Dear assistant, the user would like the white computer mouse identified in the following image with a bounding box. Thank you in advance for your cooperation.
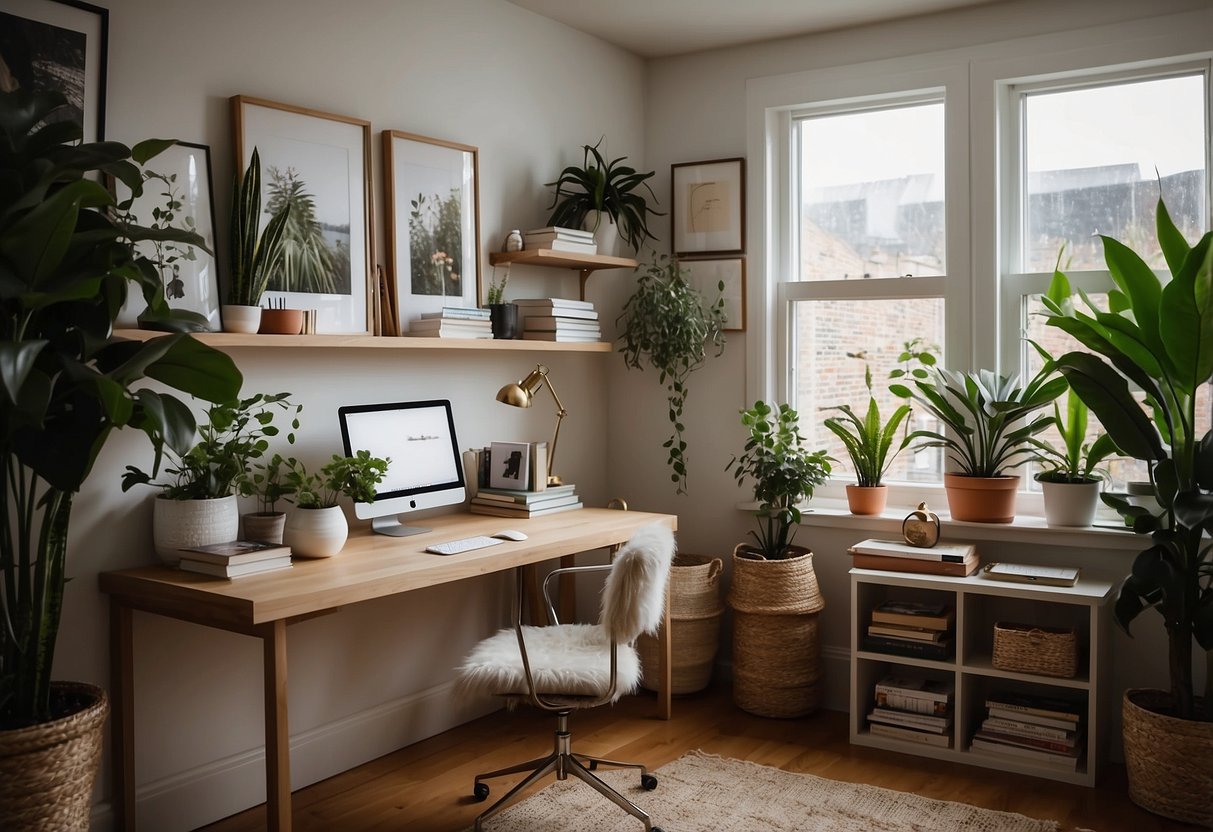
[492,529,528,541]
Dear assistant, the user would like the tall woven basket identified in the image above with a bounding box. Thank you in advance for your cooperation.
[1122,689,1213,826]
[728,545,825,718]
[638,554,724,694]
[0,681,108,830]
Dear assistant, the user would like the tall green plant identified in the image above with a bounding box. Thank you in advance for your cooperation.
[227,147,291,307]
[545,138,663,252]
[617,256,726,494]
[0,90,242,727]
[1040,195,1213,721]
[823,365,911,487]
[1027,388,1119,484]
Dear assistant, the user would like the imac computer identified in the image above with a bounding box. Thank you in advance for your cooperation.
[338,399,466,536]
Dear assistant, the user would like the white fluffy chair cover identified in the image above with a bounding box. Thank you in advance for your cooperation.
[456,522,675,704]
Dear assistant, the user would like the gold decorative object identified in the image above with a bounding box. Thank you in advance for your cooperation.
[495,364,566,486]
[901,502,940,548]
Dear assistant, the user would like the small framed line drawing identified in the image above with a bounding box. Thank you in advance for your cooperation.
[671,157,745,257]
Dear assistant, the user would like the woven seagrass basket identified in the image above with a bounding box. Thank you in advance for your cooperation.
[638,554,724,695]
[1122,689,1213,827]
[991,622,1078,678]
[728,545,825,718]
[0,682,108,830]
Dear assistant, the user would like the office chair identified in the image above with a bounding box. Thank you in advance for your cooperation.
[457,522,676,831]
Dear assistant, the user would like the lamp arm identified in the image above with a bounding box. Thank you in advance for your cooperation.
[542,374,567,485]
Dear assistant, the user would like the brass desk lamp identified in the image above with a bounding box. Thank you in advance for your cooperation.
[496,364,566,486]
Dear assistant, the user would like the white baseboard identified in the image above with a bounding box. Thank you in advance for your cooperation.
[89,679,499,832]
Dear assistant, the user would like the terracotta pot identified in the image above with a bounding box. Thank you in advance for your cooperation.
[1040,479,1100,527]
[1122,689,1213,826]
[152,495,240,564]
[943,473,1019,523]
[242,512,287,544]
[284,505,348,558]
[845,484,888,516]
[258,308,304,335]
[0,682,108,830]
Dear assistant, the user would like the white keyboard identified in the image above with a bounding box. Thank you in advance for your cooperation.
[425,535,506,556]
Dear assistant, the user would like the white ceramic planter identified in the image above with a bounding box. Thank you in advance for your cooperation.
[1040,479,1101,527]
[284,505,349,558]
[582,210,621,258]
[152,495,239,564]
[221,304,262,334]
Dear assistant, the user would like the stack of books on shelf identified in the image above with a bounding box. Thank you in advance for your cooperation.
[867,673,954,747]
[515,298,602,343]
[178,540,292,579]
[408,306,493,339]
[970,690,1085,771]
[849,538,980,576]
[523,226,597,254]
[862,599,955,660]
[469,483,582,518]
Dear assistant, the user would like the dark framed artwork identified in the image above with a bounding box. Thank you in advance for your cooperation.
[232,95,374,334]
[671,157,746,257]
[115,141,222,330]
[0,0,108,141]
[682,257,746,332]
[382,130,480,328]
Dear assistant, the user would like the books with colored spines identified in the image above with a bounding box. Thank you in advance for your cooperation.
[180,540,291,566]
[179,555,292,578]
[873,674,953,716]
[984,691,1083,725]
[850,539,977,562]
[420,306,491,320]
[972,728,1081,755]
[869,600,955,630]
[867,721,952,747]
[981,715,1077,741]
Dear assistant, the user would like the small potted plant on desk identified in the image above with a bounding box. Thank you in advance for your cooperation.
[1027,388,1119,527]
[726,401,832,718]
[823,364,912,515]
[282,451,389,557]
[241,452,299,544]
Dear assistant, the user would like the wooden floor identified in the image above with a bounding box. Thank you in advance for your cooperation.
[199,683,1193,832]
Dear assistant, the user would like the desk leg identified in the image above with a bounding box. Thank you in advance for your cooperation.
[262,620,292,832]
[110,601,136,830]
[657,581,671,720]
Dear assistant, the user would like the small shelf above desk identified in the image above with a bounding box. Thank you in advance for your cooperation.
[114,329,612,353]
[488,250,637,300]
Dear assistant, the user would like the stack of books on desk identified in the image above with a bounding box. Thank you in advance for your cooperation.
[862,599,955,660]
[849,538,980,577]
[178,540,293,579]
[515,298,602,342]
[867,673,954,747]
[469,483,583,518]
[523,226,597,254]
[970,690,1085,770]
[409,306,492,338]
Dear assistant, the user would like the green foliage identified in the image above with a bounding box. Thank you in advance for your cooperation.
[486,270,508,306]
[545,138,663,252]
[727,401,832,559]
[823,365,911,487]
[245,452,295,515]
[617,255,726,494]
[283,451,390,509]
[227,147,291,306]
[266,167,340,294]
[1027,388,1120,484]
[409,190,463,296]
[120,393,300,500]
[891,366,1066,478]
[1040,194,1213,721]
[0,89,242,726]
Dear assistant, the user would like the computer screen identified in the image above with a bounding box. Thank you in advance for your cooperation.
[338,399,466,536]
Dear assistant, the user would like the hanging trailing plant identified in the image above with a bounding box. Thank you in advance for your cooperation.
[617,255,726,494]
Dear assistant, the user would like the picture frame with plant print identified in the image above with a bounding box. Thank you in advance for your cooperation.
[114,141,221,330]
[681,257,746,331]
[0,0,108,141]
[671,157,745,257]
[382,130,480,330]
[232,95,373,334]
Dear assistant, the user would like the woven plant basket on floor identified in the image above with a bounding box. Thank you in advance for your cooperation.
[728,544,825,718]
[0,682,108,830]
[1122,689,1213,827]
[638,554,724,694]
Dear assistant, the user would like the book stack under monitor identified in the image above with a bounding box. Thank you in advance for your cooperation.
[523,226,597,254]
[408,306,493,338]
[178,540,292,579]
[969,690,1085,771]
[867,673,954,748]
[469,483,583,518]
[849,538,980,576]
[515,297,602,342]
[862,600,955,660]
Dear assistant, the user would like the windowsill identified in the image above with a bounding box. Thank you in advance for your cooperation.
[735,497,1145,551]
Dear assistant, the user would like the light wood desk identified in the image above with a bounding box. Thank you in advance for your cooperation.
[99,508,677,832]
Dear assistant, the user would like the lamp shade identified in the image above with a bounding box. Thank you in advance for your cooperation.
[495,383,532,407]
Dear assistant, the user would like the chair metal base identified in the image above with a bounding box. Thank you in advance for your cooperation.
[472,711,660,831]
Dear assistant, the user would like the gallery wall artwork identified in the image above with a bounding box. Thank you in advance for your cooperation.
[671,157,746,257]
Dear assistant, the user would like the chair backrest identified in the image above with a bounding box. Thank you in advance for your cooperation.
[599,523,676,644]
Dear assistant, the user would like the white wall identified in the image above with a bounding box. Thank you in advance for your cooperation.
[63,1,645,828]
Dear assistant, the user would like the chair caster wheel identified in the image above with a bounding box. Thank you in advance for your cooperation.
[473,782,490,802]
[588,760,598,771]
[641,774,658,790]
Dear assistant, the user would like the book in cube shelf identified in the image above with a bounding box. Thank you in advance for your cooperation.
[867,707,952,733]
[968,737,1081,771]
[870,600,955,630]
[867,623,948,642]
[984,690,1083,724]
[867,721,951,748]
[873,673,953,716]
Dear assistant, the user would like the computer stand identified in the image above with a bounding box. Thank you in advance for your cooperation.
[371,515,430,537]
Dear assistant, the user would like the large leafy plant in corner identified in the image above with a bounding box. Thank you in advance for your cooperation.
[1040,196,1213,722]
[545,138,663,252]
[0,90,242,728]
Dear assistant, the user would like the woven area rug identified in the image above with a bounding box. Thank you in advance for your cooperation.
[484,750,1061,831]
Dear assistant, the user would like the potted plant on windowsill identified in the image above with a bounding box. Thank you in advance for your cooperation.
[618,255,727,494]
[282,451,389,557]
[891,366,1066,522]
[1027,388,1119,527]
[0,89,242,827]
[725,401,832,717]
[122,393,299,562]
[224,147,291,333]
[1040,195,1213,825]
[823,364,912,515]
[545,138,662,256]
